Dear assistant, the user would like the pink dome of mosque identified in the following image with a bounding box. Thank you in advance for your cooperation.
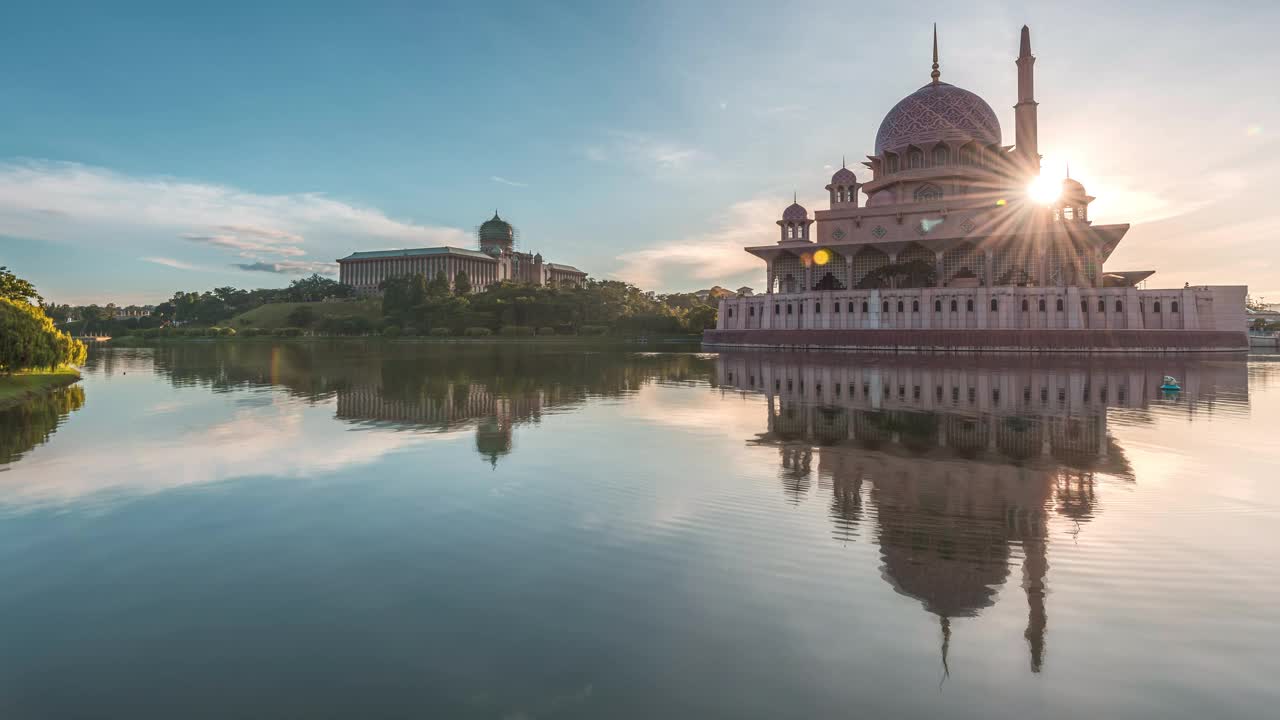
[830,167,857,185]
[782,201,809,221]
[874,82,1002,155]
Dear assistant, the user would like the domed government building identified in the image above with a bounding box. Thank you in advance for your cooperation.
[706,26,1248,352]
[337,212,587,295]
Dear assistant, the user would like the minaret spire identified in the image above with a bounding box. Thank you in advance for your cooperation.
[1015,24,1040,176]
[931,24,941,84]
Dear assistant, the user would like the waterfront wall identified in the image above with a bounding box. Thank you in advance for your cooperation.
[716,286,1247,333]
[703,328,1248,352]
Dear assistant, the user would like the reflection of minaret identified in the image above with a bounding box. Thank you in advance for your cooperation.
[1023,534,1048,673]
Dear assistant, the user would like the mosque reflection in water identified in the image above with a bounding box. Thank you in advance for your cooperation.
[717,352,1248,675]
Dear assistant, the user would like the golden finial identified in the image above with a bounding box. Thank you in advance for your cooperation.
[931,24,941,84]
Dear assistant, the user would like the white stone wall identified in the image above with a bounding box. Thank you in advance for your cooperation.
[717,286,1247,333]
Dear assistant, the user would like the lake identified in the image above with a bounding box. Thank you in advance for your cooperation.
[2,342,1278,719]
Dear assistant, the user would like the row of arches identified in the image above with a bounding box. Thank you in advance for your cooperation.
[881,142,1002,176]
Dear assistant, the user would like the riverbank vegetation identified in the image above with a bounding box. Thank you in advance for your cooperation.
[1,267,86,406]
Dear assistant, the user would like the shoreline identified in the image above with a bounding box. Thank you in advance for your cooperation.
[106,335,705,347]
[0,368,82,410]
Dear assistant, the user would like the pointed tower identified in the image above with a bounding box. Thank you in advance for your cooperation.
[1015,25,1040,175]
[826,158,860,210]
[777,194,813,243]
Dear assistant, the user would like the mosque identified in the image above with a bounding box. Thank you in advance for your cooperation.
[337,212,587,295]
[706,26,1248,352]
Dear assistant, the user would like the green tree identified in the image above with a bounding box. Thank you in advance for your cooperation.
[0,266,41,304]
[0,298,87,372]
[427,270,452,299]
[283,274,354,302]
[454,271,472,295]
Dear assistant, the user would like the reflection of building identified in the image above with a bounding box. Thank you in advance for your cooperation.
[706,27,1247,351]
[337,212,586,295]
[720,351,1247,675]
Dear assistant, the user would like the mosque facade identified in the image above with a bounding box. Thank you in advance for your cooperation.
[337,212,587,295]
[706,27,1248,352]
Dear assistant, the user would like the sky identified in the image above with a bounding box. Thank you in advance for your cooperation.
[2,0,1278,305]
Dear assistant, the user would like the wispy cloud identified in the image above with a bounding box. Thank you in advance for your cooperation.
[0,160,469,277]
[582,131,705,175]
[491,175,528,187]
[613,195,785,290]
[141,256,202,271]
[233,260,339,275]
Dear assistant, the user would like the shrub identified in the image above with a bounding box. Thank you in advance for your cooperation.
[0,298,87,371]
[579,325,609,336]
[429,327,452,337]
[219,327,237,337]
[498,326,534,336]
[382,325,402,338]
[463,327,493,337]
[204,327,223,337]
[537,326,557,336]
[272,327,304,337]
[402,327,419,337]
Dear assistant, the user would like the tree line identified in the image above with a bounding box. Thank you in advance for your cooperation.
[377,271,720,336]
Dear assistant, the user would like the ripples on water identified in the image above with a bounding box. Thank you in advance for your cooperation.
[0,343,1277,719]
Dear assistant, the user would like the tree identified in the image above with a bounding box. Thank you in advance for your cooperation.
[0,298,87,372]
[427,270,452,299]
[283,274,354,302]
[454,271,472,295]
[0,267,41,304]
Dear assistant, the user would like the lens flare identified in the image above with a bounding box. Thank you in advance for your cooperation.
[1028,175,1061,204]
[813,248,832,266]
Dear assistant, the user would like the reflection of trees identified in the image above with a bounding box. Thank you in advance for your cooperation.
[0,385,85,465]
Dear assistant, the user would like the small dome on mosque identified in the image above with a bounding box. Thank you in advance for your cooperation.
[830,166,857,185]
[874,82,1002,155]
[1062,176,1087,196]
[782,201,809,221]
[479,212,514,245]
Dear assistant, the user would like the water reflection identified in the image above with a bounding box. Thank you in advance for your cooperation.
[718,352,1249,676]
[0,385,85,466]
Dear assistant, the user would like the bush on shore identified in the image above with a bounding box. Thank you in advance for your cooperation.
[463,327,492,337]
[0,298,87,372]
[429,327,452,337]
[382,326,402,338]
[498,326,534,337]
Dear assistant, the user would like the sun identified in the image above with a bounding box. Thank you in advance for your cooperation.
[1027,175,1061,205]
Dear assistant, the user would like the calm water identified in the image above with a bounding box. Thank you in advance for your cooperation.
[2,343,1278,719]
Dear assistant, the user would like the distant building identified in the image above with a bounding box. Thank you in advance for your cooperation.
[737,286,755,297]
[337,212,587,295]
[113,305,154,320]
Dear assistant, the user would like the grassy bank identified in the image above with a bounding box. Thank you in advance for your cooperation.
[228,300,382,330]
[0,367,82,409]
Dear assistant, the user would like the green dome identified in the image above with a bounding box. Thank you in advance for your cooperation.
[479,212,514,247]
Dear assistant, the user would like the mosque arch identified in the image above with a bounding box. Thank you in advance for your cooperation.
[958,142,977,166]
[812,251,849,291]
[773,253,804,293]
[941,243,985,285]
[932,144,949,166]
[851,246,891,288]
[907,146,925,169]
[885,152,899,174]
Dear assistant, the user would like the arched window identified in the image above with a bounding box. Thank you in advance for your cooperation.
[959,145,976,166]
[749,306,755,316]
[1039,299,1047,312]
[885,154,899,173]
[914,184,943,203]
[1081,300,1088,313]
[1153,301,1161,313]
[1172,301,1180,313]
[932,145,948,166]
[814,302,821,314]
[834,302,840,313]
[912,300,920,312]
[1022,299,1029,312]
[798,304,803,314]
[1098,299,1105,312]
[966,299,974,312]
[1056,298,1064,311]
[847,301,854,313]
[786,304,793,315]
[862,301,869,313]
[950,300,958,312]
[991,299,999,312]
[727,308,733,317]
[908,148,924,169]
[1115,300,1123,312]
[935,300,942,312]
[882,301,889,312]
[775,304,780,315]
[897,300,904,312]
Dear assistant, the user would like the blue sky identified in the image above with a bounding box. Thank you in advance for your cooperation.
[2,0,1278,304]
